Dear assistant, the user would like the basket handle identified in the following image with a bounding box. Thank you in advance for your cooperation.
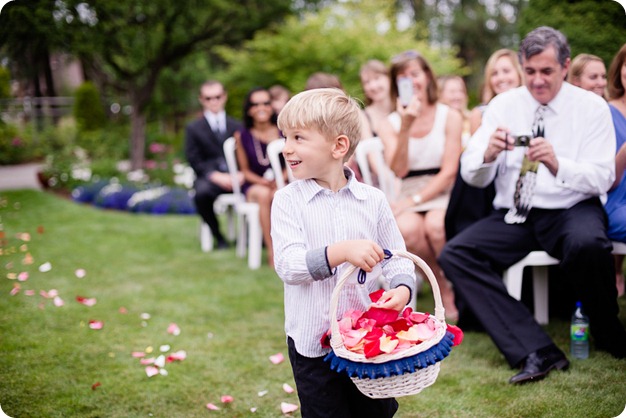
[329,249,445,347]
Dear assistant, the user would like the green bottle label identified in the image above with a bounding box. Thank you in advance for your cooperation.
[571,324,589,341]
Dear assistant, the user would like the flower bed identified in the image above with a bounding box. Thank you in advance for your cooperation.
[72,180,197,215]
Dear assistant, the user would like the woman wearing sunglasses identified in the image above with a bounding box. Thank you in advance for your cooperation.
[234,87,282,267]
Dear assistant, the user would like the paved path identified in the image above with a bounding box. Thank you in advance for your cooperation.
[0,163,44,191]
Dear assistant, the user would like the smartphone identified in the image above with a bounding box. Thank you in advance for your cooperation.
[397,77,413,107]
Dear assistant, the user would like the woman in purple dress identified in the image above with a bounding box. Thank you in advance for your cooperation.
[234,87,282,267]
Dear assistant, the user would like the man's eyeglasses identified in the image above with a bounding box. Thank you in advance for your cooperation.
[250,101,271,107]
[202,94,223,101]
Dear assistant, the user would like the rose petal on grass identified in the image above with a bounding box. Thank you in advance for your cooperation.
[7,273,16,280]
[91,382,101,390]
[118,307,128,314]
[140,358,155,365]
[258,390,268,397]
[250,407,257,413]
[37,225,45,234]
[140,313,151,320]
[269,352,284,364]
[166,350,187,362]
[88,320,103,330]
[159,368,168,376]
[39,262,52,272]
[22,253,33,265]
[53,296,64,307]
[145,366,159,377]
[19,244,28,252]
[24,289,35,296]
[221,395,234,403]
[154,355,166,368]
[159,344,170,353]
[282,383,295,393]
[281,402,298,414]
[18,232,31,242]
[17,272,28,282]
[76,296,97,306]
[167,323,180,336]
[206,403,220,410]
[75,269,86,278]
[10,284,20,296]
[132,351,145,358]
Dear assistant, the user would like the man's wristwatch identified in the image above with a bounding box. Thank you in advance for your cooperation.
[412,194,423,205]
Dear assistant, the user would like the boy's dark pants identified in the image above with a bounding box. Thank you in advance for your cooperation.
[287,337,398,418]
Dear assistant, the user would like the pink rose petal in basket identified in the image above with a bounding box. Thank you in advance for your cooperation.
[414,323,436,341]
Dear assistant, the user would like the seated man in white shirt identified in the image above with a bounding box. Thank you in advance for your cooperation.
[438,26,626,385]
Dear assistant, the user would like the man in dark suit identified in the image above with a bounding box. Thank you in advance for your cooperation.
[185,80,242,248]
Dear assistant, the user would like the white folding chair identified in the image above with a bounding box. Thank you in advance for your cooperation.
[223,137,263,269]
[199,193,238,252]
[502,242,626,325]
[266,139,292,189]
[354,137,397,201]
[502,251,559,325]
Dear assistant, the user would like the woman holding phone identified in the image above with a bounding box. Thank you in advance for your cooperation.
[377,50,463,320]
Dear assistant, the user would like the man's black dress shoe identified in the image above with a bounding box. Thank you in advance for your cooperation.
[509,346,570,384]
[216,239,230,250]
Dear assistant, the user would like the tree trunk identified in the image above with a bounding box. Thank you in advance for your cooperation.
[130,106,146,171]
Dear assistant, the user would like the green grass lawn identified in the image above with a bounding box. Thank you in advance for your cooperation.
[1,190,625,418]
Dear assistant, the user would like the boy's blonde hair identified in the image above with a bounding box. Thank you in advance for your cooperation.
[277,88,362,161]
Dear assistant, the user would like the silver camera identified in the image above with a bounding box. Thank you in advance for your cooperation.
[510,133,532,147]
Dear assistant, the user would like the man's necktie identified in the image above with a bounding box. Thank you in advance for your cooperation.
[504,105,547,224]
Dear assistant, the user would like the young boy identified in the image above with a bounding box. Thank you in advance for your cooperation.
[271,88,416,417]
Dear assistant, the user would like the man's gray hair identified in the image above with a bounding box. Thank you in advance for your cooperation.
[519,26,570,67]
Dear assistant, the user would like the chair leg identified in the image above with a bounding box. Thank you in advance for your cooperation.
[236,213,247,258]
[532,266,549,325]
[226,207,237,241]
[200,222,213,253]
[247,204,262,269]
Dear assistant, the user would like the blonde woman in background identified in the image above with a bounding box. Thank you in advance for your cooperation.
[568,53,607,98]
[360,59,395,136]
[469,49,523,135]
[438,75,471,146]
[377,50,463,320]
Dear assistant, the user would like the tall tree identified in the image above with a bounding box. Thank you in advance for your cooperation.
[0,0,61,97]
[216,0,466,110]
[396,0,524,101]
[56,0,316,170]
[517,0,626,66]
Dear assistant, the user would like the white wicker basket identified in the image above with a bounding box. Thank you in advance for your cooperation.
[328,250,449,399]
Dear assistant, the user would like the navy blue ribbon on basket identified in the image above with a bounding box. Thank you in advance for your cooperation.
[356,249,393,284]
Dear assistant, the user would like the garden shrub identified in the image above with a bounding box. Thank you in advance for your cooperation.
[73,82,106,131]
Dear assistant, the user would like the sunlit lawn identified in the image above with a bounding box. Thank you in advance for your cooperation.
[1,190,625,418]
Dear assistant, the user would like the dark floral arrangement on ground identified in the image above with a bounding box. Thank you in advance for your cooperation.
[69,142,198,215]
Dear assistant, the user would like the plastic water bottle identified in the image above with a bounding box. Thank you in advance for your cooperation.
[570,301,589,359]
